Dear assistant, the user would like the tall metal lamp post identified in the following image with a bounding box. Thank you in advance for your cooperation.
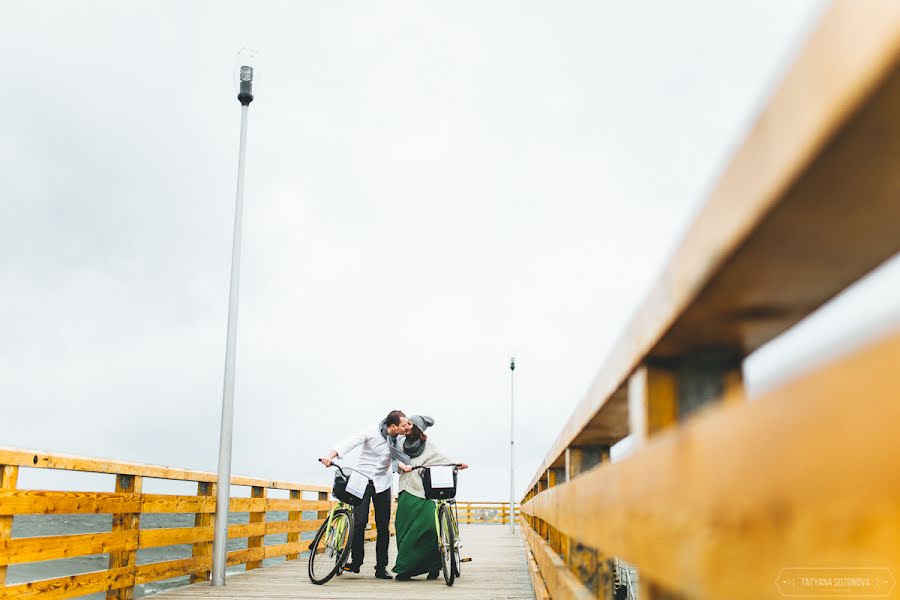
[509,356,516,533]
[211,54,255,587]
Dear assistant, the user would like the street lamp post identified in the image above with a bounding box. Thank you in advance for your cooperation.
[211,58,255,587]
[509,356,515,533]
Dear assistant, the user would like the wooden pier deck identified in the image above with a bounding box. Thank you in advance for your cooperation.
[152,525,534,600]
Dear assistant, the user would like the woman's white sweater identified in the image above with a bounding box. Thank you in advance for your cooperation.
[397,442,454,499]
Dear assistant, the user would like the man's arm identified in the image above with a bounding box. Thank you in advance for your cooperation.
[320,429,368,467]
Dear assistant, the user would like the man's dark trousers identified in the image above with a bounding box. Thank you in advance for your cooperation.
[350,482,391,570]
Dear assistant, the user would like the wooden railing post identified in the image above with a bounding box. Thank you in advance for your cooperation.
[546,469,565,553]
[246,486,267,570]
[285,490,304,561]
[0,465,19,588]
[563,445,610,596]
[190,482,215,582]
[629,365,678,448]
[107,474,142,600]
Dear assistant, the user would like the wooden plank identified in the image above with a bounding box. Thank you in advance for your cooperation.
[140,495,268,514]
[107,474,141,600]
[285,490,304,561]
[0,490,141,515]
[189,481,214,584]
[0,567,133,600]
[142,521,289,550]
[143,526,213,549]
[0,465,18,586]
[245,486,266,570]
[521,519,551,600]
[264,541,310,559]
[520,517,594,600]
[134,557,210,585]
[521,331,900,599]
[0,448,330,493]
[225,546,265,567]
[0,530,138,565]
[526,0,900,494]
[150,524,533,599]
[267,519,321,536]
[264,498,333,512]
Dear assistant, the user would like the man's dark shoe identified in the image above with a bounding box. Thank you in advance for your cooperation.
[426,570,440,580]
[375,569,393,580]
[343,563,361,573]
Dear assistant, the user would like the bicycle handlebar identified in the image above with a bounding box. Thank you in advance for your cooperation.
[409,463,463,471]
[318,459,374,483]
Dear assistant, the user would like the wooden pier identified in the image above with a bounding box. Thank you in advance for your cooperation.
[152,525,533,600]
[1,2,899,599]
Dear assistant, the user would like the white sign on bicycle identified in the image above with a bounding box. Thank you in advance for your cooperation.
[346,471,368,498]
[429,466,454,488]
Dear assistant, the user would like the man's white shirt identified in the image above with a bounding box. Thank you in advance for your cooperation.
[332,425,398,494]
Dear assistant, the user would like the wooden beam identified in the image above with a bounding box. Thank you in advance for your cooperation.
[0,465,18,587]
[107,474,142,600]
[286,490,306,561]
[245,486,267,570]
[0,530,138,565]
[522,525,551,600]
[522,330,900,599]
[526,0,900,494]
[189,481,214,584]
[0,567,133,600]
[520,516,594,600]
[0,490,142,515]
[0,448,331,494]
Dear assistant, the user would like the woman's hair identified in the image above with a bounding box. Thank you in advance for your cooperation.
[408,424,428,442]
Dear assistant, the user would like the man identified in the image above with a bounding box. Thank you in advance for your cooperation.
[320,409,412,579]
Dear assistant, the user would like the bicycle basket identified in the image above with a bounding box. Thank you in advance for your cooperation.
[332,473,365,506]
[422,467,457,500]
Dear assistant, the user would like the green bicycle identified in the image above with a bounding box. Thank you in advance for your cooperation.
[412,463,465,586]
[308,461,370,585]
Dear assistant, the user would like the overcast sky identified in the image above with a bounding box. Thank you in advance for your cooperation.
[3,1,899,500]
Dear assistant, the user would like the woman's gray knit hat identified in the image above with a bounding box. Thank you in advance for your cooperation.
[409,415,434,432]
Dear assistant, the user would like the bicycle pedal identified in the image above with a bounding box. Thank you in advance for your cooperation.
[460,557,473,562]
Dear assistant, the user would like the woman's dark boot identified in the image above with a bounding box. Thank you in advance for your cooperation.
[427,570,440,580]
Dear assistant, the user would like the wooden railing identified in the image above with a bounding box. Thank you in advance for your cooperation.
[0,448,391,599]
[455,502,519,525]
[519,2,900,599]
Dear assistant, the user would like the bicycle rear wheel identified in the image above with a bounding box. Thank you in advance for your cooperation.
[308,508,353,585]
[438,504,456,586]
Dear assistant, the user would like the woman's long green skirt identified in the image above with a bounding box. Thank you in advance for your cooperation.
[392,491,442,577]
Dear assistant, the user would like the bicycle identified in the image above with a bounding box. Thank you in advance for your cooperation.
[308,460,372,585]
[410,463,465,586]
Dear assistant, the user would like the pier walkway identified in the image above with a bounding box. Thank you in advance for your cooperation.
[153,525,533,600]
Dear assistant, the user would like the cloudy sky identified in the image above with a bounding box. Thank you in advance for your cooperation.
[3,1,898,499]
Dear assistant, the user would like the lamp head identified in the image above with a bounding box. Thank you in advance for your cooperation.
[234,48,258,106]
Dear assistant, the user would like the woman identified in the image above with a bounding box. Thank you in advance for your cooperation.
[392,415,468,580]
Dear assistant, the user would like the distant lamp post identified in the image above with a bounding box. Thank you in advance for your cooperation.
[509,356,516,533]
[211,49,256,587]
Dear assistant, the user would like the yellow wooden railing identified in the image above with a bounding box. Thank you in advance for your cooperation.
[455,501,519,525]
[0,447,511,599]
[519,2,900,599]
[0,448,397,599]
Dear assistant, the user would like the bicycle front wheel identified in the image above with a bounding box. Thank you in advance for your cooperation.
[438,503,456,586]
[308,508,353,585]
